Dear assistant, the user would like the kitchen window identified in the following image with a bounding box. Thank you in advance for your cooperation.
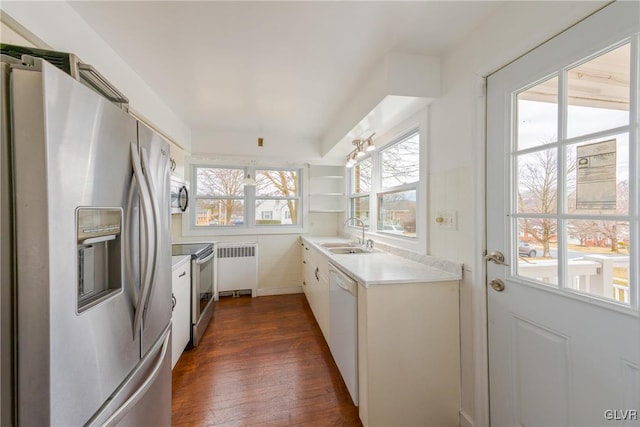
[348,129,420,239]
[194,167,245,226]
[192,166,301,229]
[255,169,300,226]
[349,157,371,229]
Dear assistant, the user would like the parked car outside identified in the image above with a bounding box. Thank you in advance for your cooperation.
[518,242,537,257]
[381,224,404,234]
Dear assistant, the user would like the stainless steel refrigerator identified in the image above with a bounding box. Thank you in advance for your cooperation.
[1,54,172,426]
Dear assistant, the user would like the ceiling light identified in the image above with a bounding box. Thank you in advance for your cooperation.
[365,133,376,152]
[344,133,376,167]
[346,152,357,168]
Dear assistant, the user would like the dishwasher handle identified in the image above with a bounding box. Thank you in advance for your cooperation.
[329,264,358,297]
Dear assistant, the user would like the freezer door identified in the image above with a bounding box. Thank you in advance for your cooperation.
[85,326,172,427]
[11,60,141,425]
[137,122,172,357]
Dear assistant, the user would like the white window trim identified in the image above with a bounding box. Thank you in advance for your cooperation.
[345,109,429,253]
[184,163,304,236]
[508,37,639,308]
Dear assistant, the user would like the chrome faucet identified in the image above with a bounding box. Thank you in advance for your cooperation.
[344,217,365,245]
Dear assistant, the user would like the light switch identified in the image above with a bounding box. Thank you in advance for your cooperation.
[435,210,457,230]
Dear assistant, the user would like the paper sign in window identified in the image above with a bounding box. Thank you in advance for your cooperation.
[576,139,617,210]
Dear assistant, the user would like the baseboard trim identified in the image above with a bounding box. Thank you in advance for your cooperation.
[460,409,475,427]
[257,286,303,297]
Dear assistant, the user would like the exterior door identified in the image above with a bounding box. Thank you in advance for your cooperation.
[486,2,640,426]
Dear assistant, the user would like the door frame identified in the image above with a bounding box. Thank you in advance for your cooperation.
[473,2,640,427]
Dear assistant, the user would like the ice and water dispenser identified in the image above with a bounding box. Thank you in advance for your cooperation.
[76,208,122,312]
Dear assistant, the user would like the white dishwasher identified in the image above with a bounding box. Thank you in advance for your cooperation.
[328,263,358,406]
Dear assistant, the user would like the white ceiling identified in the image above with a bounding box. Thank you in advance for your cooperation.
[69,1,501,144]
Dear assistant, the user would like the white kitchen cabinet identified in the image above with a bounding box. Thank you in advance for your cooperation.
[357,280,460,427]
[308,165,345,213]
[300,240,330,340]
[171,257,191,369]
[169,141,186,182]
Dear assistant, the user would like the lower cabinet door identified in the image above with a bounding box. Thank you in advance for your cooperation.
[171,267,191,369]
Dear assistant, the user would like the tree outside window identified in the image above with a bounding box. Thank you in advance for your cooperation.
[348,130,420,238]
[195,167,244,226]
[193,166,301,227]
[255,169,299,225]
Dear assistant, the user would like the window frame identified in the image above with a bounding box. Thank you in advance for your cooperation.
[189,163,303,234]
[508,38,638,308]
[254,167,301,227]
[348,126,423,245]
[192,165,246,227]
[349,156,372,230]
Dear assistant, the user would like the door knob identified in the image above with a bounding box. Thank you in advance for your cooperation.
[484,250,508,266]
[489,278,505,292]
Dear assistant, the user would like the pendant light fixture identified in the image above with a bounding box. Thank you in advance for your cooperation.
[242,173,257,186]
[243,159,257,186]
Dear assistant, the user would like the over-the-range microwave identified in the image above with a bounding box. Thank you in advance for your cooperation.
[170,178,189,214]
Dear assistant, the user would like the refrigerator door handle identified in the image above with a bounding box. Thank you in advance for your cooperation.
[85,326,171,427]
[124,175,138,304]
[131,143,154,340]
[139,147,160,324]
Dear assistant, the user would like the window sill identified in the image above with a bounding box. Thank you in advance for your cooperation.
[183,225,307,237]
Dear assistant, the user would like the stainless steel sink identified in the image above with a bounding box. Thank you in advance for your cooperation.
[328,247,371,254]
[320,242,358,248]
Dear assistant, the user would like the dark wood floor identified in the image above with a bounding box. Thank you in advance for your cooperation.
[171,293,362,426]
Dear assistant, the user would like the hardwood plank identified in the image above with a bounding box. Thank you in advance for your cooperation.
[172,294,362,426]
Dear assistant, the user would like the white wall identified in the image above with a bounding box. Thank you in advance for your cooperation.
[2,1,615,425]
[429,2,608,426]
[0,2,192,150]
[191,128,331,164]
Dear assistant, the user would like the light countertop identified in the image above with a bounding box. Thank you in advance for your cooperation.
[171,255,190,271]
[303,236,462,287]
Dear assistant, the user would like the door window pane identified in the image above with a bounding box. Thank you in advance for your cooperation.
[516,218,558,285]
[565,220,630,304]
[567,44,630,138]
[517,148,558,214]
[381,132,419,187]
[378,190,416,237]
[566,134,629,215]
[516,76,558,150]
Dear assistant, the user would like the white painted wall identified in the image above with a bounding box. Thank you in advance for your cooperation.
[2,2,615,426]
[428,2,608,426]
[0,2,192,150]
[191,128,332,164]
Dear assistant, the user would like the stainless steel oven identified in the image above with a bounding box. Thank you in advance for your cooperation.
[172,243,215,346]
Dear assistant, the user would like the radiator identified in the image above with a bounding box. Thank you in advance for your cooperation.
[216,243,258,298]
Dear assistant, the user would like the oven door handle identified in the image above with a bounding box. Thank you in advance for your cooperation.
[196,252,215,265]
